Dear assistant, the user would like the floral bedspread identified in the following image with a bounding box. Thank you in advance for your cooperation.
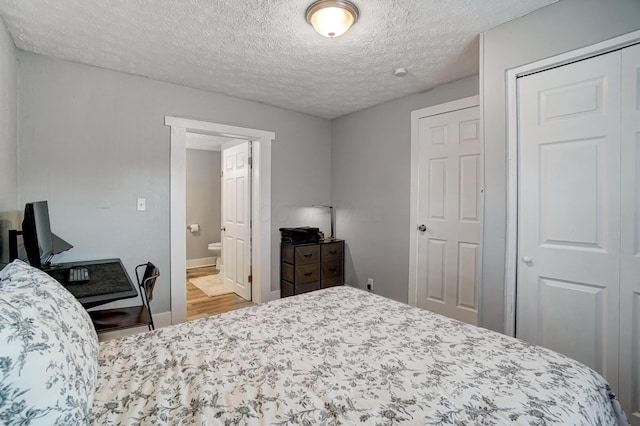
[91,286,627,425]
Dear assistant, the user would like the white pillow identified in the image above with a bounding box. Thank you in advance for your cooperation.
[0,260,99,425]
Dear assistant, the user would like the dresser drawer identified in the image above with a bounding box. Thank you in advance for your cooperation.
[295,263,320,284]
[281,245,295,264]
[321,242,343,261]
[281,280,294,297]
[281,263,294,283]
[295,245,320,264]
[295,281,320,295]
[321,260,343,279]
[321,277,343,288]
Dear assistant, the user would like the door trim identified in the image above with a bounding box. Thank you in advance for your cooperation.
[165,116,275,325]
[408,95,481,307]
[504,29,640,336]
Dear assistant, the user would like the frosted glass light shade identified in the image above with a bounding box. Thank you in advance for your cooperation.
[306,0,359,38]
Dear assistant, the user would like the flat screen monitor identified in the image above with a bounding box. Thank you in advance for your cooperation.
[22,201,55,269]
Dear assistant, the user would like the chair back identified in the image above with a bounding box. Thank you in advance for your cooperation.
[89,262,160,334]
[136,262,160,303]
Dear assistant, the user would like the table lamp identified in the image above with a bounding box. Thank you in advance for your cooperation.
[311,205,334,240]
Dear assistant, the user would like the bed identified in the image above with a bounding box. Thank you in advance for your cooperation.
[0,260,628,425]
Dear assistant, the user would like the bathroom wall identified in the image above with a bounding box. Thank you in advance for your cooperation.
[186,148,221,263]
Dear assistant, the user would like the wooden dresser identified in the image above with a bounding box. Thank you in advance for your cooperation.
[280,239,344,297]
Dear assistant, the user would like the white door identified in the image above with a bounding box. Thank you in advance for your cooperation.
[620,43,640,424]
[221,141,251,300]
[416,105,481,324]
[516,52,621,390]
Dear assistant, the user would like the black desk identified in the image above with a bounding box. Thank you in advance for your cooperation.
[44,258,138,308]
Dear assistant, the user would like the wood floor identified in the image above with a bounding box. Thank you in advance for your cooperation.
[186,265,254,321]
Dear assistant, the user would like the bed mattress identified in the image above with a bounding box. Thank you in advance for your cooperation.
[91,286,626,425]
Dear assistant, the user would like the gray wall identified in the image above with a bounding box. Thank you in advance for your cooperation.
[17,51,331,312]
[0,16,17,263]
[481,0,640,332]
[331,75,479,303]
[186,149,221,261]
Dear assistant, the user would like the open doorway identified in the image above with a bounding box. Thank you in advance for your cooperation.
[165,117,275,325]
[184,134,253,320]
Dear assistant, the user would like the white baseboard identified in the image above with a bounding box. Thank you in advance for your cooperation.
[266,290,281,303]
[186,257,216,269]
[153,311,173,327]
[97,311,172,342]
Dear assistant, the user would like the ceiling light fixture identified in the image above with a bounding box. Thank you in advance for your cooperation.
[305,0,359,38]
[393,67,408,77]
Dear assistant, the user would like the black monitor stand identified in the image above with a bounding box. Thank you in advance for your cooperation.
[8,229,22,262]
[8,229,73,265]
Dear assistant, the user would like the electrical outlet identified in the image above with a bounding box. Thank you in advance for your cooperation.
[367,278,373,291]
[136,197,146,211]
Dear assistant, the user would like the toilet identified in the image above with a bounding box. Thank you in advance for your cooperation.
[208,242,222,269]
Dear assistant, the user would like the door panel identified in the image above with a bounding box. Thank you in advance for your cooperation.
[457,242,478,310]
[224,235,236,281]
[538,277,606,371]
[459,119,479,143]
[516,51,620,391]
[621,42,640,425]
[221,141,251,301]
[416,105,481,324]
[538,138,605,250]
[426,239,446,303]
[428,158,447,219]
[459,154,480,222]
[539,77,605,122]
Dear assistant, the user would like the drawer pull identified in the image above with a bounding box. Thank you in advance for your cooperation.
[303,272,313,276]
[328,250,337,254]
[328,267,337,272]
[303,253,313,258]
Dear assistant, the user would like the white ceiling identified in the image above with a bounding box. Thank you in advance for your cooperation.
[0,0,555,119]
[185,133,237,151]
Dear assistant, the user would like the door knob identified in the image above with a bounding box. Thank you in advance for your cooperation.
[521,256,532,264]
[417,224,427,232]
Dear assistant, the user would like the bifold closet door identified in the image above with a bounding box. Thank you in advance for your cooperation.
[620,43,640,424]
[516,51,621,391]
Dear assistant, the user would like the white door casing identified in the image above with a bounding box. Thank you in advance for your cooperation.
[413,99,481,325]
[222,141,252,300]
[516,51,621,391]
[620,42,640,424]
[166,117,274,325]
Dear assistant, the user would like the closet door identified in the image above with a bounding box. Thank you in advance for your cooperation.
[620,43,640,424]
[516,52,621,390]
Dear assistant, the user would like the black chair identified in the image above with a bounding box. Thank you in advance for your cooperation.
[89,262,160,333]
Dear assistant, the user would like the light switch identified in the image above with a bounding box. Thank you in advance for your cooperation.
[137,198,146,211]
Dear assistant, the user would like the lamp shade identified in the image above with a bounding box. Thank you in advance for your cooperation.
[306,0,359,38]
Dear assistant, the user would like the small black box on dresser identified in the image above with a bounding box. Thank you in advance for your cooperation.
[280,239,344,297]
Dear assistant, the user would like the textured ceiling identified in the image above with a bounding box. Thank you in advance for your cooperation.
[0,0,555,119]
[186,133,236,151]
